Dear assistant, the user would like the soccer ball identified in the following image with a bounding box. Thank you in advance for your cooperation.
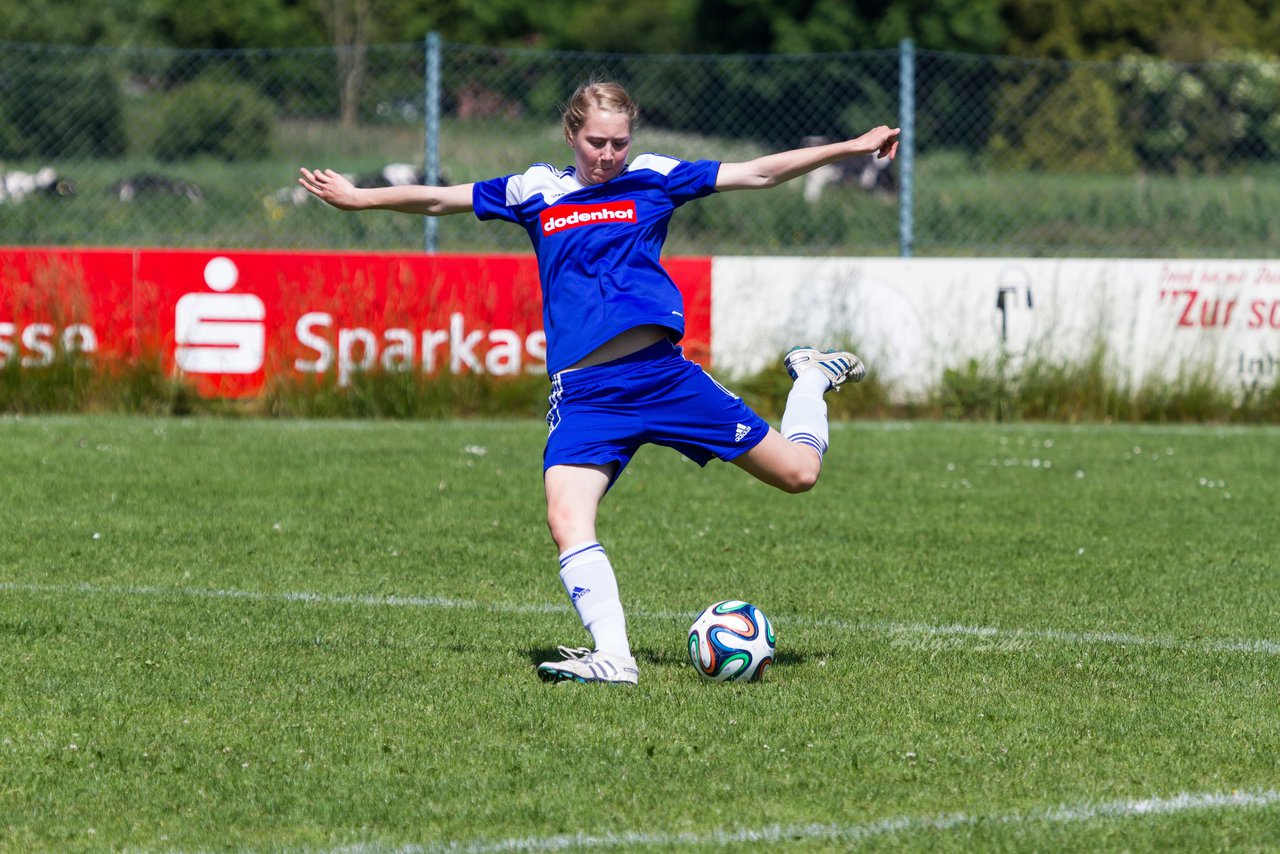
[687,600,775,682]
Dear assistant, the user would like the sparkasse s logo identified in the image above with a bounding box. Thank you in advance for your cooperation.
[174,256,266,375]
[540,202,637,235]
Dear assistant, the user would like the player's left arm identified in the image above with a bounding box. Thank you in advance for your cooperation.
[714,125,900,191]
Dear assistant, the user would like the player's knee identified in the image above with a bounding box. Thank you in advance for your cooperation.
[784,470,820,494]
[546,504,587,549]
[777,456,821,494]
[545,505,569,542]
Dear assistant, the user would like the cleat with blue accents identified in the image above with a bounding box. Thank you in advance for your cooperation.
[784,346,867,391]
[537,646,639,685]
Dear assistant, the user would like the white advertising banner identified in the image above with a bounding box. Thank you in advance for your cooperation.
[712,257,1280,398]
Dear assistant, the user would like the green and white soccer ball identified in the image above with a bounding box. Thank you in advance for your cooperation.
[687,600,775,682]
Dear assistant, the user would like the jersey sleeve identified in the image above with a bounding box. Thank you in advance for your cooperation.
[663,158,721,206]
[472,174,521,223]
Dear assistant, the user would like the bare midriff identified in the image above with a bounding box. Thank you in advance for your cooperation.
[565,324,671,370]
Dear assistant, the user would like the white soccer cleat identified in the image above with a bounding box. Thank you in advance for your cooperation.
[784,346,867,391]
[537,646,639,685]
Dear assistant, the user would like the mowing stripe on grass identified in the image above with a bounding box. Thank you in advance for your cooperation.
[0,580,562,613]
[5,580,1280,658]
[414,787,1280,852]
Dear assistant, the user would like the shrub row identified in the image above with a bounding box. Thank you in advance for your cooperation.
[5,349,1278,423]
[4,46,1280,172]
[0,64,274,162]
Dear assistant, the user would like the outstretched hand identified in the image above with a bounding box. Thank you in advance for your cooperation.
[298,167,362,210]
[854,126,901,160]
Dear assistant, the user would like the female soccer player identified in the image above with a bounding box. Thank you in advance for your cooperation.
[300,81,899,685]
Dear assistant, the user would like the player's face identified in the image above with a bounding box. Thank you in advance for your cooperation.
[567,108,632,185]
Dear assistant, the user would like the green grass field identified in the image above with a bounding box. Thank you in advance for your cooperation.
[3,415,1279,852]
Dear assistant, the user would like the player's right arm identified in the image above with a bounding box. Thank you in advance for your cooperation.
[298,168,474,216]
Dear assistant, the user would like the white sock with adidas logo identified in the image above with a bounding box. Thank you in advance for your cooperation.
[558,542,631,658]
[781,368,831,458]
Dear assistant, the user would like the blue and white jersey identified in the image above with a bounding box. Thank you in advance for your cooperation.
[472,154,720,374]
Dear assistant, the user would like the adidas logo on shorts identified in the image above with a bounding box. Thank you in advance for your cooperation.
[734,423,751,442]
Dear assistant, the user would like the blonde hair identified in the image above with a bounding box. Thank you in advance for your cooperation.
[561,80,639,137]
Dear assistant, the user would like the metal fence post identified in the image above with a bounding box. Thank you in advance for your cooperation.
[898,39,915,259]
[424,32,441,254]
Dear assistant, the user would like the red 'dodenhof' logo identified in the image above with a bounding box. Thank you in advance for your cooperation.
[540,202,637,236]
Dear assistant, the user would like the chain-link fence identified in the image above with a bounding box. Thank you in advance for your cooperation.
[1,38,1278,256]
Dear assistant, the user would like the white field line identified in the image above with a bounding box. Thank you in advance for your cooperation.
[4,580,1280,657]
[403,788,1280,853]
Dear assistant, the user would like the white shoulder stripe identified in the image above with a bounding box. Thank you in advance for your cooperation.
[506,163,582,207]
[630,152,682,176]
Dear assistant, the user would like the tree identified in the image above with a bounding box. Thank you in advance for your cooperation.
[0,0,155,45]
[1002,0,1280,61]
[318,0,371,128]
[987,68,1137,172]
[147,0,324,48]
[873,0,1008,54]
[541,0,700,54]
[686,0,1007,55]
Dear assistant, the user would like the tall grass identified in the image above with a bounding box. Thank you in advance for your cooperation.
[259,369,550,419]
[932,342,1280,424]
[0,353,204,416]
[5,340,1278,422]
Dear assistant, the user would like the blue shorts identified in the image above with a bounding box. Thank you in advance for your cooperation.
[545,338,770,487]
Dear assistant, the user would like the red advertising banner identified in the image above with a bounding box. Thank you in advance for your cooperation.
[0,249,136,367]
[0,248,712,398]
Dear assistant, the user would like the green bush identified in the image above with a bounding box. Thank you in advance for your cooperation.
[1117,51,1280,172]
[988,69,1137,173]
[0,54,125,158]
[154,74,276,162]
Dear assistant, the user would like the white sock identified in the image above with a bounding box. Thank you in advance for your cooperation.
[558,542,631,658]
[781,369,830,458]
